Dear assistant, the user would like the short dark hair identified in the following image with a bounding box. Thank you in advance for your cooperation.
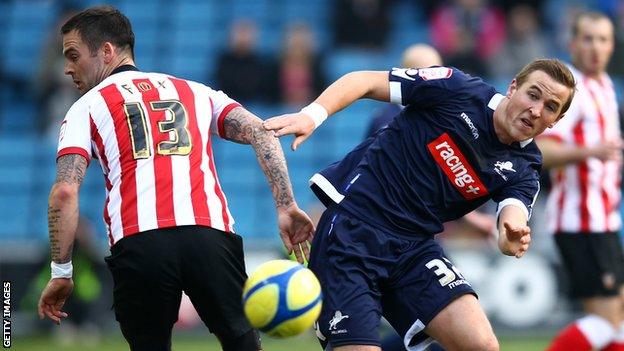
[571,11,612,38]
[61,5,134,58]
[514,59,576,115]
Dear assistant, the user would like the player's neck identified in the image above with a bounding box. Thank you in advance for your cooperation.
[104,56,136,79]
[492,100,514,145]
[583,70,606,82]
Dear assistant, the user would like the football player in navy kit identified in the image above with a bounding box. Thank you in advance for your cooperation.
[264,59,576,351]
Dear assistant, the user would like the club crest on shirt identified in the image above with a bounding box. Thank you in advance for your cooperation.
[494,161,516,181]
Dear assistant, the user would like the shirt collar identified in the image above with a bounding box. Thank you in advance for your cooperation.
[519,139,533,148]
[487,93,505,110]
[110,65,139,75]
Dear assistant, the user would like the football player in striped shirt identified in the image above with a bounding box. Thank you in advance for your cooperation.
[538,12,624,351]
[37,6,314,351]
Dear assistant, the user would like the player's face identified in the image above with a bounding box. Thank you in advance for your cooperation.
[62,30,106,94]
[500,70,571,143]
[570,17,614,77]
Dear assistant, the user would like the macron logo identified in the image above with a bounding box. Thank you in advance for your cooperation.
[427,133,489,200]
[460,113,479,139]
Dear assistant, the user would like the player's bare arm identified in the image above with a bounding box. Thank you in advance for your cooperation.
[49,154,87,262]
[537,137,624,169]
[223,106,296,208]
[223,106,315,263]
[497,205,531,258]
[263,71,390,150]
[39,154,87,324]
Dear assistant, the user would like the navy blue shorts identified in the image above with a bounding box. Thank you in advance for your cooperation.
[309,207,476,350]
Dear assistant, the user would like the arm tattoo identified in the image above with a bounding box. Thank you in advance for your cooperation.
[55,154,88,184]
[47,207,73,263]
[47,154,85,263]
[48,207,62,260]
[222,107,255,144]
[223,107,295,207]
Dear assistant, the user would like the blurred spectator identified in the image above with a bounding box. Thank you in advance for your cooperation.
[608,1,624,77]
[430,0,506,76]
[34,5,81,139]
[492,0,543,14]
[334,0,391,50]
[490,4,548,80]
[542,0,587,57]
[214,20,271,103]
[365,44,443,137]
[271,23,326,107]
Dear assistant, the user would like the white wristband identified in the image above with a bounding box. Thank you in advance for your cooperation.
[51,261,73,279]
[300,103,328,129]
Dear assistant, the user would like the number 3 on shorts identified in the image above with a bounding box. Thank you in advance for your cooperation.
[425,258,464,287]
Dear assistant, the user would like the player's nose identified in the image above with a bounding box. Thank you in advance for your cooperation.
[64,62,73,76]
[529,105,541,119]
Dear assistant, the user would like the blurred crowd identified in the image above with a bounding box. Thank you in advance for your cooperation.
[34,0,624,137]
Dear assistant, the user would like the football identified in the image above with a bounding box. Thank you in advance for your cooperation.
[242,259,322,338]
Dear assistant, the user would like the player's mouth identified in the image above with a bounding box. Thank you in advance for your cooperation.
[519,117,533,131]
[74,80,81,89]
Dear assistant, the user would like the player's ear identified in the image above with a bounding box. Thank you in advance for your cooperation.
[506,79,518,97]
[102,42,115,64]
[549,114,565,128]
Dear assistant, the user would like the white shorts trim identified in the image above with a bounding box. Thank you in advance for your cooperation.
[403,319,434,351]
[309,173,345,204]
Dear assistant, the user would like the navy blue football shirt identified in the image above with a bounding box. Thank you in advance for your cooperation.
[310,67,541,238]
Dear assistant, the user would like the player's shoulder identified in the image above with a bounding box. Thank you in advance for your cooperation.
[64,88,99,120]
[516,141,542,171]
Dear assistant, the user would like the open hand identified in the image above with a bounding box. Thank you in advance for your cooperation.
[38,277,73,325]
[499,222,531,258]
[277,203,315,263]
[589,139,624,163]
[263,112,316,151]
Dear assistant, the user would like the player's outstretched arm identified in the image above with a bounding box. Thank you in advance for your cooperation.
[263,71,390,150]
[497,205,531,258]
[222,107,315,263]
[537,137,624,169]
[38,154,87,324]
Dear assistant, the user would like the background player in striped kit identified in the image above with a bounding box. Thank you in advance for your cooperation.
[538,12,624,351]
[36,6,314,351]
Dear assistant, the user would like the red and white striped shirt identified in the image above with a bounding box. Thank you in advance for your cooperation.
[57,68,240,246]
[542,65,621,234]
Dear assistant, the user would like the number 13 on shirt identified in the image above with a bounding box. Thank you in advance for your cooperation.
[124,99,192,159]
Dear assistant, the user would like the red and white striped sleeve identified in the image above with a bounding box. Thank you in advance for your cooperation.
[206,87,241,138]
[57,97,91,164]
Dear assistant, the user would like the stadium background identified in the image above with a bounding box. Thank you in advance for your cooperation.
[1,0,623,350]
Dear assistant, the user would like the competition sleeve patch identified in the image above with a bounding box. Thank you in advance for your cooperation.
[427,133,488,200]
[417,67,453,81]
